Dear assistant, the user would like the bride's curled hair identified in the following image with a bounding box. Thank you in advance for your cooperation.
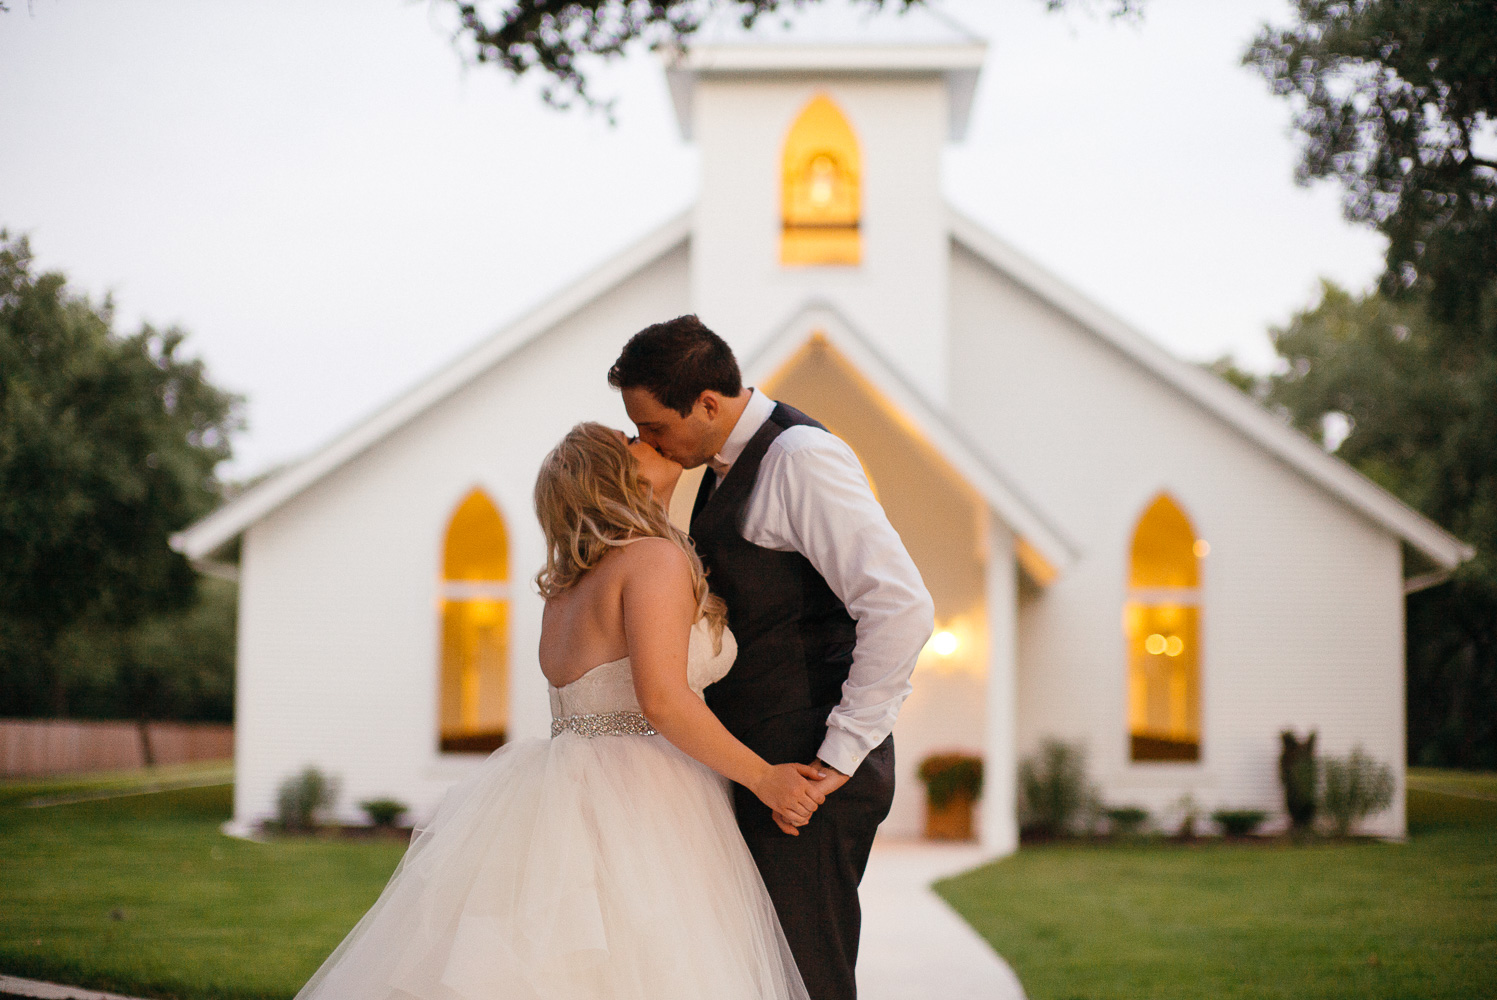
[534,422,726,643]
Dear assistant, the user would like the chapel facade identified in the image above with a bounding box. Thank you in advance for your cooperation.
[178,7,1470,849]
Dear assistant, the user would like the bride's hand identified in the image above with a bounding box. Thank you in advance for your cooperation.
[751,762,827,825]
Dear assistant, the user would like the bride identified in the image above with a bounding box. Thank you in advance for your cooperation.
[293,422,824,1000]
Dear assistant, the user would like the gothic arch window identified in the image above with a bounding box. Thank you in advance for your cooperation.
[1125,494,1204,762]
[781,95,862,267]
[438,488,510,754]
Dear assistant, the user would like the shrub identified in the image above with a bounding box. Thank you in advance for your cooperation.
[1212,808,1268,837]
[359,797,409,828]
[917,752,984,808]
[1105,806,1150,836]
[1320,745,1395,836]
[1173,793,1202,839]
[276,766,339,833]
[1279,729,1318,830]
[1019,738,1097,837]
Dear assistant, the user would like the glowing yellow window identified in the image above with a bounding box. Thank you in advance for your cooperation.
[781,95,862,267]
[439,489,510,754]
[1124,494,1203,762]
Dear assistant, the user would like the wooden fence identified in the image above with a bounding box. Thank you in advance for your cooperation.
[0,718,233,778]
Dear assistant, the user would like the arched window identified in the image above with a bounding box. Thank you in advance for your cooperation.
[1125,494,1203,762]
[781,95,862,267]
[438,489,510,754]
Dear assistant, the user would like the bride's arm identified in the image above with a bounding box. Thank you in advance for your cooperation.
[621,538,826,827]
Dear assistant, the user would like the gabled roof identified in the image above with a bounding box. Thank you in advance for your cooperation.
[176,199,1473,584]
[745,300,1078,583]
[171,211,693,562]
[947,206,1475,578]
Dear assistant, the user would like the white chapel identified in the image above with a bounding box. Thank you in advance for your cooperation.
[176,6,1472,851]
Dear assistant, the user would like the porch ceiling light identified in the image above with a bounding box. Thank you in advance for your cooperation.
[930,630,960,656]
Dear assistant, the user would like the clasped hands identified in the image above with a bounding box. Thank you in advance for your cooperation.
[751,758,850,837]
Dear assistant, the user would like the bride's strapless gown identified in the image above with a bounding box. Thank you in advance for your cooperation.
[294,618,809,1000]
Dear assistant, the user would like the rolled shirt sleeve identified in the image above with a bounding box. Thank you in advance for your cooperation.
[746,427,936,776]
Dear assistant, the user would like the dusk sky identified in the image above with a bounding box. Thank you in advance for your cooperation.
[2,0,1386,479]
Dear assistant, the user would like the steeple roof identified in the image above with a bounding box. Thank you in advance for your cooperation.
[664,1,986,140]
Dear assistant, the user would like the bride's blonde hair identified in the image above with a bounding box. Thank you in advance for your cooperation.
[534,422,726,642]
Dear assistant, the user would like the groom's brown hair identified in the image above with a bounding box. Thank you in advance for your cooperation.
[608,314,743,416]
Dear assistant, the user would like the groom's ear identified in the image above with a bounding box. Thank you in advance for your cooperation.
[696,391,720,420]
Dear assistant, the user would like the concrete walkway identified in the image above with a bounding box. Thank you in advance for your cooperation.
[0,975,145,1000]
[857,841,1027,1000]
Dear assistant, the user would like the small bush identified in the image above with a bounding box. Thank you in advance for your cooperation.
[276,766,339,833]
[1019,738,1097,837]
[917,753,984,808]
[1105,806,1150,836]
[1320,745,1394,836]
[1280,730,1319,830]
[1212,808,1268,837]
[359,797,409,828]
[1173,793,1202,839]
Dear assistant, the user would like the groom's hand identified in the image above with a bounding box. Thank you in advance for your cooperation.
[808,758,850,796]
[771,760,850,835]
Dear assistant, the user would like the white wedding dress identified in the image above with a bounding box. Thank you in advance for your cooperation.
[294,617,809,1000]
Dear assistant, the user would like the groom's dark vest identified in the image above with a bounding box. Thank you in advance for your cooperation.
[690,402,859,762]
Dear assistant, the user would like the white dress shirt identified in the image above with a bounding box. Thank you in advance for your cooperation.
[707,389,935,776]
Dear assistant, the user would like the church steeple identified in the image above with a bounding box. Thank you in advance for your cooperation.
[667,3,986,404]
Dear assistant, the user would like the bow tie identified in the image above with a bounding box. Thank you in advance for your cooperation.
[706,456,732,478]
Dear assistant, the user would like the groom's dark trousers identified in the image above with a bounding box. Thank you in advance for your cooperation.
[692,402,897,1000]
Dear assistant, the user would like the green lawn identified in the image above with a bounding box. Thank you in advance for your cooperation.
[1,766,1494,1000]
[937,774,1497,1000]
[0,768,407,1000]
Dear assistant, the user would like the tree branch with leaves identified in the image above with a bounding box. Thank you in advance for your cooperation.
[1244,0,1497,328]
[435,0,1142,115]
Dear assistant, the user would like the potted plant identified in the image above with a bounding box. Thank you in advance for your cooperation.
[917,752,983,840]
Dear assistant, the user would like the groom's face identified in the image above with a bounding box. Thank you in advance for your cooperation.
[621,387,718,469]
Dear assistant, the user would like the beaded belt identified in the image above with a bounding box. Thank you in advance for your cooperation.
[550,711,658,739]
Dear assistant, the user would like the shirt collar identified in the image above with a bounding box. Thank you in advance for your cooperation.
[712,388,775,472]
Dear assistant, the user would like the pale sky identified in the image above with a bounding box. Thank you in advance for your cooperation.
[1,0,1386,479]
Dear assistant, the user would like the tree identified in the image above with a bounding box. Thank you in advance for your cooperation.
[0,232,243,720]
[1241,2,1497,768]
[1245,1,1497,329]
[436,0,1141,113]
[1219,281,1496,768]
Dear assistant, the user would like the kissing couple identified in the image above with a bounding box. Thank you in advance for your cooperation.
[294,315,934,1000]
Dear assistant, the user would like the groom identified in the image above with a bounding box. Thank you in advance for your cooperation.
[609,315,934,999]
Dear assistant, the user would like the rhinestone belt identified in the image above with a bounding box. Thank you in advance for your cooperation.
[550,711,659,739]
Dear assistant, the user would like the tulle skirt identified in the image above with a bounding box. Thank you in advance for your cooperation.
[294,730,809,1000]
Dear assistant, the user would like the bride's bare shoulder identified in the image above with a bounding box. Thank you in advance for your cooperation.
[614,536,691,577]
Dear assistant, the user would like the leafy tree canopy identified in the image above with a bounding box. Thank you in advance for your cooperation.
[1245,0,1497,328]
[0,232,243,715]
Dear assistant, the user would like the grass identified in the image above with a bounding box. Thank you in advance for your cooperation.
[936,776,1497,1000]
[0,769,407,1000]
[1,765,1493,1000]
[0,760,234,809]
